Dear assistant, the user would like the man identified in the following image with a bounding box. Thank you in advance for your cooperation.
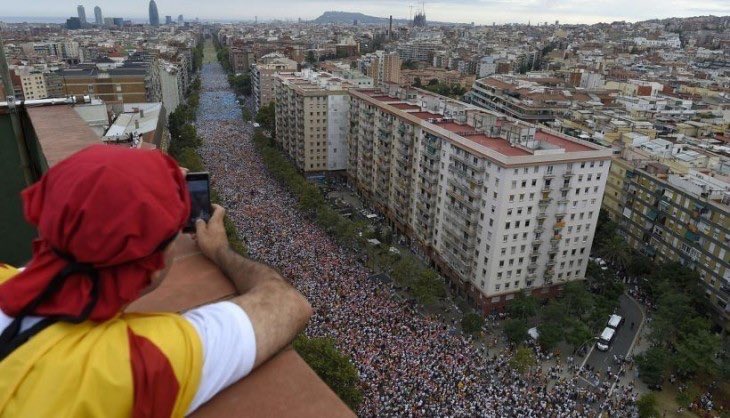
[0,145,312,417]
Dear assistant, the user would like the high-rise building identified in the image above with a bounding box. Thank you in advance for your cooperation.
[148,0,160,26]
[77,5,87,25]
[274,70,351,173]
[177,15,184,25]
[94,6,103,26]
[165,16,173,25]
[66,17,81,30]
[358,51,402,86]
[347,85,611,312]
[251,53,298,112]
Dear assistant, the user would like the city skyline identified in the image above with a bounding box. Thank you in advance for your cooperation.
[1,0,729,25]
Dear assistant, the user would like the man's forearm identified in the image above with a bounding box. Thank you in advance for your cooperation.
[213,246,285,294]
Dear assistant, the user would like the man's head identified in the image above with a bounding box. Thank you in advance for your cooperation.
[0,145,190,321]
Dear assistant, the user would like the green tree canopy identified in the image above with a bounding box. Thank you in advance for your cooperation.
[293,335,363,410]
[504,318,529,345]
[461,312,484,335]
[636,393,660,418]
[255,102,276,134]
[509,345,537,374]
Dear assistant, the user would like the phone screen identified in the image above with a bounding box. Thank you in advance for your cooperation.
[185,173,211,232]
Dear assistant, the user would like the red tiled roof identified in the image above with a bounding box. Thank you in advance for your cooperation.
[391,103,421,111]
[410,111,441,120]
[370,95,396,102]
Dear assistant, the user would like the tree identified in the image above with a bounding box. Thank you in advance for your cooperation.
[565,320,593,353]
[636,346,668,388]
[506,293,538,319]
[461,312,484,335]
[293,335,363,410]
[413,77,422,88]
[256,102,276,134]
[504,318,528,345]
[509,345,536,374]
[306,50,317,65]
[596,235,631,271]
[411,268,445,305]
[537,323,562,351]
[636,393,660,418]
[672,328,721,378]
[391,256,419,286]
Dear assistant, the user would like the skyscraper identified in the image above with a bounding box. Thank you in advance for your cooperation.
[94,6,103,26]
[177,15,184,25]
[77,5,87,25]
[148,0,160,26]
[165,15,173,25]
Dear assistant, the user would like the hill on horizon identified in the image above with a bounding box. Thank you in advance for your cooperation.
[312,11,411,25]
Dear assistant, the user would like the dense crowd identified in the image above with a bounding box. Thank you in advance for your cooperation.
[194,60,638,417]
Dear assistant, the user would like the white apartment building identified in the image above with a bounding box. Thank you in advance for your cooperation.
[274,70,351,173]
[348,86,612,312]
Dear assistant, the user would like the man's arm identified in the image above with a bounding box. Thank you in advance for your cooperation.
[195,204,313,368]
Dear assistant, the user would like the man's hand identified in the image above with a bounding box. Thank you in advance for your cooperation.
[195,204,229,264]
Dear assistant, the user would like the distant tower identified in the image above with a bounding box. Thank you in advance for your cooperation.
[165,15,172,25]
[77,5,87,25]
[177,14,184,25]
[94,6,103,26]
[413,2,426,27]
[149,0,160,26]
[389,15,393,39]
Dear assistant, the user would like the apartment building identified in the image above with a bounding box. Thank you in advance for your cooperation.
[358,51,402,86]
[274,70,351,173]
[348,86,612,312]
[467,75,576,123]
[17,71,48,100]
[59,65,148,103]
[251,53,298,112]
[604,146,730,328]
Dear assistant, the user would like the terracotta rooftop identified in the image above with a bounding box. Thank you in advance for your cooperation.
[391,103,421,111]
[127,235,355,418]
[27,106,99,167]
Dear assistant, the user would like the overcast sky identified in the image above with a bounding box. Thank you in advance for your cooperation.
[3,0,729,24]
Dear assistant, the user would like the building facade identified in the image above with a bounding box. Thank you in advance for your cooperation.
[251,54,298,112]
[274,70,351,173]
[604,149,730,328]
[348,86,611,312]
[148,0,160,26]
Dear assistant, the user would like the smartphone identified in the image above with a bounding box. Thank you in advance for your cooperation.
[184,172,212,233]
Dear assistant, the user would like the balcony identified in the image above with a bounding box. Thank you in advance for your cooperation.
[550,235,561,245]
[563,170,574,178]
[543,171,556,179]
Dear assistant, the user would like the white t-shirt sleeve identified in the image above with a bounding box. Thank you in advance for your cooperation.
[183,301,257,415]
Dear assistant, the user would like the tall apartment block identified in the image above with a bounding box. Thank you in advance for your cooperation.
[348,86,612,311]
[358,51,402,86]
[274,70,351,174]
[251,53,298,112]
[604,144,730,328]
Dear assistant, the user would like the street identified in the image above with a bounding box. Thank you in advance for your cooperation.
[580,294,644,386]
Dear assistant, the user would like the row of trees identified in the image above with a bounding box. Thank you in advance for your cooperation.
[249,122,366,409]
[634,261,726,389]
[413,78,467,99]
[253,128,448,306]
[585,211,727,400]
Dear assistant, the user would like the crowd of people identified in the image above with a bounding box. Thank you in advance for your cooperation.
[193,58,639,417]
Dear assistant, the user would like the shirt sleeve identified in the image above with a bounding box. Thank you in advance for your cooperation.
[183,301,257,415]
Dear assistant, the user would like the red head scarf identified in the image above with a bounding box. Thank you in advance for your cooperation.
[0,145,190,321]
